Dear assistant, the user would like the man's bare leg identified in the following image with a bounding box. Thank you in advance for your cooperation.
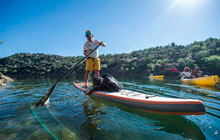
[84,70,91,88]
[94,70,99,78]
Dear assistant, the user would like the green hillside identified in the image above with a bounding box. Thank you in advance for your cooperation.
[0,38,219,76]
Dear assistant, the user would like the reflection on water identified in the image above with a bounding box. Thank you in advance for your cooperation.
[90,96,205,139]
[81,100,106,139]
[0,75,220,140]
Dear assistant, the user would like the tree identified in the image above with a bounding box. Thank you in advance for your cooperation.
[190,45,201,53]
[177,58,186,68]
[205,55,220,70]
[171,42,175,47]
[194,50,209,62]
[147,63,155,72]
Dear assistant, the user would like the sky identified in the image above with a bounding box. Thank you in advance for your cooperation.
[0,0,219,58]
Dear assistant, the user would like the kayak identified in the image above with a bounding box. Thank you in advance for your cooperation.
[73,82,206,115]
[149,75,164,79]
[181,75,219,86]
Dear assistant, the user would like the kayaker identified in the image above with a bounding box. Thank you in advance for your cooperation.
[83,30,106,88]
[180,67,191,79]
[191,66,203,78]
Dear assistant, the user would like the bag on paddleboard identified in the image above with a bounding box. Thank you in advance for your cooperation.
[92,74,123,92]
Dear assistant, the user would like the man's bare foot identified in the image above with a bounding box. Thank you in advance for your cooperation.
[84,83,88,88]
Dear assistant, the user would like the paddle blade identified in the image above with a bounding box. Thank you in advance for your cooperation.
[171,68,179,73]
[36,83,57,107]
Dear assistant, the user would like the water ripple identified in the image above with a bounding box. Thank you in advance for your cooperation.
[0,76,220,140]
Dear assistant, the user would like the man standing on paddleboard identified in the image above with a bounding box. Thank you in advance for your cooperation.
[83,30,106,88]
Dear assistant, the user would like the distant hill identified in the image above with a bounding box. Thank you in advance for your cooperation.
[0,38,219,76]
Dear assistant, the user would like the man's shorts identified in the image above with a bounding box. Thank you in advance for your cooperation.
[86,57,100,71]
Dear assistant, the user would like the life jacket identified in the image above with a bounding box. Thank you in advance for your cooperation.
[92,74,123,92]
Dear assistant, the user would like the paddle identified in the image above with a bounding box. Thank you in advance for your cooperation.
[36,44,101,107]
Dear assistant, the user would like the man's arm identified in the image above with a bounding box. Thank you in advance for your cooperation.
[83,43,89,56]
[98,41,106,47]
[179,72,184,77]
[84,50,88,56]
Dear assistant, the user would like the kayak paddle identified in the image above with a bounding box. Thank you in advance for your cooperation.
[170,68,180,73]
[36,44,101,107]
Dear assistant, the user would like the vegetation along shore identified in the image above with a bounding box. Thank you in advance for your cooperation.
[0,38,219,76]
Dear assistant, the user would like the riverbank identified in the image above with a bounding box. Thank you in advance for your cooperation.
[0,72,14,86]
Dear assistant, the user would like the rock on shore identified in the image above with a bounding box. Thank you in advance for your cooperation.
[0,72,14,86]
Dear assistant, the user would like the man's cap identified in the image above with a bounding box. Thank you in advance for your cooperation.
[85,30,93,36]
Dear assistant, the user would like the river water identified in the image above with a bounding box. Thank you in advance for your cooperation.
[0,75,219,140]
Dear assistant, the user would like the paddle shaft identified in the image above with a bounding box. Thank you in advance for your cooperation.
[36,44,101,107]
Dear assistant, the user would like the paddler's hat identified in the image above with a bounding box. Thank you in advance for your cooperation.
[85,30,93,37]
[184,67,190,71]
[194,66,200,70]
